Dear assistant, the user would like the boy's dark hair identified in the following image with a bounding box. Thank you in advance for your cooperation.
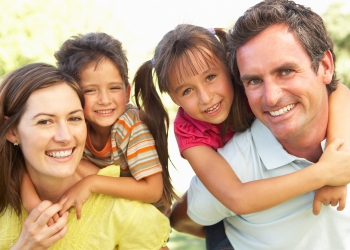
[228,0,338,94]
[55,32,129,87]
[55,32,179,206]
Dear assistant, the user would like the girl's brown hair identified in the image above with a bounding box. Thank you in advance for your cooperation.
[134,24,254,202]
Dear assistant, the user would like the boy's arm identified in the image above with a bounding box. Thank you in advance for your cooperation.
[313,83,350,214]
[58,172,163,219]
[21,172,43,213]
[183,140,350,215]
[21,172,60,225]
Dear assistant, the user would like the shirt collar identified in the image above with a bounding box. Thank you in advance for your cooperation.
[251,119,297,170]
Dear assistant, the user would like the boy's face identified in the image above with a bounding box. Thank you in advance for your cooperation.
[79,58,130,132]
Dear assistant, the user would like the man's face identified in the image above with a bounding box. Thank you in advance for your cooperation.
[237,23,333,144]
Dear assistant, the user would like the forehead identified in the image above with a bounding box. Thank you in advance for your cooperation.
[236,23,310,75]
[24,83,81,115]
[170,48,220,85]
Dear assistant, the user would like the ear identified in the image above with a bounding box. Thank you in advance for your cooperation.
[4,116,19,144]
[319,50,334,85]
[125,85,131,102]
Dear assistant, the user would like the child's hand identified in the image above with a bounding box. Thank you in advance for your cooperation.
[312,185,347,215]
[58,178,93,220]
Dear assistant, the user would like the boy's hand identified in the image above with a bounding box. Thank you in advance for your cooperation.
[312,185,347,215]
[58,177,93,220]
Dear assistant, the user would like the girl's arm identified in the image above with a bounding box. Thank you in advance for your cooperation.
[183,136,350,215]
[327,83,350,150]
[59,173,163,219]
[312,83,350,214]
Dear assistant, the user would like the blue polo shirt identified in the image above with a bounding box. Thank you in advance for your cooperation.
[187,119,350,250]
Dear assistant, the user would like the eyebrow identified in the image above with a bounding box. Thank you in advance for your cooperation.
[32,109,84,119]
[240,62,298,82]
[173,68,214,94]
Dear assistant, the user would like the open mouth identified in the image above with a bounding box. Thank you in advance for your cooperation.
[269,104,295,117]
[205,102,221,114]
[95,109,113,114]
[45,148,74,158]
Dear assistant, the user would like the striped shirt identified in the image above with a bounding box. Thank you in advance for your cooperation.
[84,103,170,215]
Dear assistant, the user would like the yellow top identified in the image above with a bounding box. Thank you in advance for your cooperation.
[0,165,170,250]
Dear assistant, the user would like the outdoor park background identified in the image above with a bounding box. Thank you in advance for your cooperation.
[1,0,350,249]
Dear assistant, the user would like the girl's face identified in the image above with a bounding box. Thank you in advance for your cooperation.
[79,58,130,134]
[10,83,86,182]
[168,50,234,124]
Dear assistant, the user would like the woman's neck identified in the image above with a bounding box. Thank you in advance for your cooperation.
[34,174,81,203]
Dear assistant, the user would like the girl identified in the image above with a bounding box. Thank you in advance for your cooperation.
[21,33,179,220]
[133,24,350,235]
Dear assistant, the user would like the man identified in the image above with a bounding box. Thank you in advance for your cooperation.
[171,0,350,249]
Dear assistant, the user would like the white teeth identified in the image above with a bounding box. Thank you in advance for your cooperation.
[96,109,113,114]
[205,103,220,114]
[46,149,73,158]
[269,104,295,117]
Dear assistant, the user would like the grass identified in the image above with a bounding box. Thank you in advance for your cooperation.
[167,229,205,250]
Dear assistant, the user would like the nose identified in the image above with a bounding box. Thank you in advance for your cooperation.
[263,79,282,107]
[98,90,112,105]
[54,122,72,144]
[198,85,214,105]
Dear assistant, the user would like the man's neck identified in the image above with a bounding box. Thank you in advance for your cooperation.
[279,122,327,162]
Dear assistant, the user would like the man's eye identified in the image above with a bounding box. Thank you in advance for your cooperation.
[249,79,261,85]
[281,69,292,76]
[110,86,121,90]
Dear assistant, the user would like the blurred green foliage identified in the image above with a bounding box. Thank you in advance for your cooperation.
[0,0,349,88]
[323,2,350,87]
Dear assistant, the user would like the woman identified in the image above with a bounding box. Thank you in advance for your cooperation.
[0,63,170,249]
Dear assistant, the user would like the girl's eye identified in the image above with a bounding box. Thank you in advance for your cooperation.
[69,116,83,122]
[183,88,193,96]
[37,120,52,126]
[206,75,216,81]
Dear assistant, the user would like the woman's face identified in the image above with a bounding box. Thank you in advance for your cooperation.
[14,83,86,181]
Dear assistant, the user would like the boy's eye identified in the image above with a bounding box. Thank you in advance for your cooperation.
[83,89,95,94]
[206,75,216,81]
[110,86,121,90]
[183,88,193,96]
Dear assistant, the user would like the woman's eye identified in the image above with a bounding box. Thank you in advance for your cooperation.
[37,120,52,125]
[183,88,193,96]
[69,116,83,122]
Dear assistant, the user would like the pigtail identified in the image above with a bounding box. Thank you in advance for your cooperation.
[133,61,180,207]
